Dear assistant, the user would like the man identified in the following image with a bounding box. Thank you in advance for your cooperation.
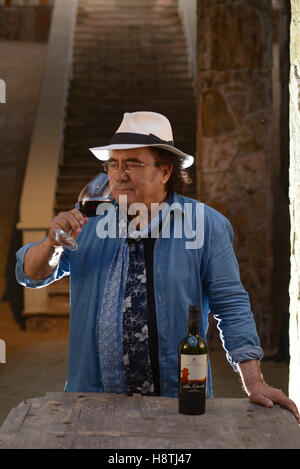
[16,111,300,422]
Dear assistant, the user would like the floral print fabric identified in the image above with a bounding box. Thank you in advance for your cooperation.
[122,240,154,396]
[98,239,129,394]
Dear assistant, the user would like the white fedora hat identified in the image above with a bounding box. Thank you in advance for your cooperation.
[89,111,194,169]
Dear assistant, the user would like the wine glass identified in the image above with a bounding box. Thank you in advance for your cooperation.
[54,172,115,251]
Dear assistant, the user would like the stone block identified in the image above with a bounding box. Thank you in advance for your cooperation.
[243,228,269,261]
[235,151,266,194]
[200,170,237,201]
[252,191,267,226]
[232,206,250,248]
[211,4,263,71]
[241,137,263,153]
[243,111,270,144]
[200,133,240,172]
[201,88,235,137]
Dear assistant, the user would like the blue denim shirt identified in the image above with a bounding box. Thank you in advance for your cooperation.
[15,192,263,398]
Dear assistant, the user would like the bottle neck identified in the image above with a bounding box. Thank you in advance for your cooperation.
[188,311,199,336]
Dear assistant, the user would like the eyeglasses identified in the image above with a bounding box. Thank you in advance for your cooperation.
[103,160,158,173]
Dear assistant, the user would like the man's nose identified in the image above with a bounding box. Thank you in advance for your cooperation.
[114,166,129,182]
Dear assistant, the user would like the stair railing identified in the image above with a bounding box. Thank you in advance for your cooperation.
[16,0,77,316]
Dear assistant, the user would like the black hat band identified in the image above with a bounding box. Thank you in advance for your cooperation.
[110,132,174,146]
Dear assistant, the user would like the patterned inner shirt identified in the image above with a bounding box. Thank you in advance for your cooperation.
[122,239,155,396]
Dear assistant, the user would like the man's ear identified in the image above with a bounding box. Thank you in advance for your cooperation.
[160,163,172,184]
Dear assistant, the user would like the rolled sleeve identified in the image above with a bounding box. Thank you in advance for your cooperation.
[203,217,263,370]
[15,241,70,289]
[226,345,264,371]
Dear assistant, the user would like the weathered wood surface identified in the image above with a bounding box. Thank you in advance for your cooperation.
[0,393,299,449]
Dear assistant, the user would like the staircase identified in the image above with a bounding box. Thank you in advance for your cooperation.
[50,0,197,312]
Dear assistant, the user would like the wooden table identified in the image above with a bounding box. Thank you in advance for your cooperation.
[0,392,299,449]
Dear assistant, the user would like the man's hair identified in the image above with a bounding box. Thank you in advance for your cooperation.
[151,148,192,194]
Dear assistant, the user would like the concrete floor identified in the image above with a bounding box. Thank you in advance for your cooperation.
[0,301,289,427]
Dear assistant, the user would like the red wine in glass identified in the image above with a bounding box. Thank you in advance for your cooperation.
[79,199,114,217]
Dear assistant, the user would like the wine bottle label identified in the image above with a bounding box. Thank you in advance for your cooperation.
[180,354,207,383]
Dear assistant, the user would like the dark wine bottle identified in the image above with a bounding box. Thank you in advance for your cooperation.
[178,305,207,415]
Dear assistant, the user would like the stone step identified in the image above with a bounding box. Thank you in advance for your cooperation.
[57,178,99,193]
[64,113,196,125]
[56,193,78,205]
[78,1,178,8]
[73,33,186,46]
[73,42,187,54]
[65,97,194,108]
[78,0,177,6]
[73,42,187,53]
[77,7,178,12]
[56,184,90,195]
[70,74,193,85]
[75,24,183,31]
[47,282,70,313]
[65,105,196,116]
[71,70,191,81]
[67,91,195,101]
[47,277,70,313]
[76,9,178,17]
[77,4,177,13]
[75,25,183,35]
[58,163,103,176]
[54,204,76,214]
[75,14,180,23]
[63,138,196,153]
[72,54,189,65]
[48,287,69,299]
[64,111,196,121]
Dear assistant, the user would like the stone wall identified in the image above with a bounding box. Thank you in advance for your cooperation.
[289,0,300,409]
[197,0,274,348]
